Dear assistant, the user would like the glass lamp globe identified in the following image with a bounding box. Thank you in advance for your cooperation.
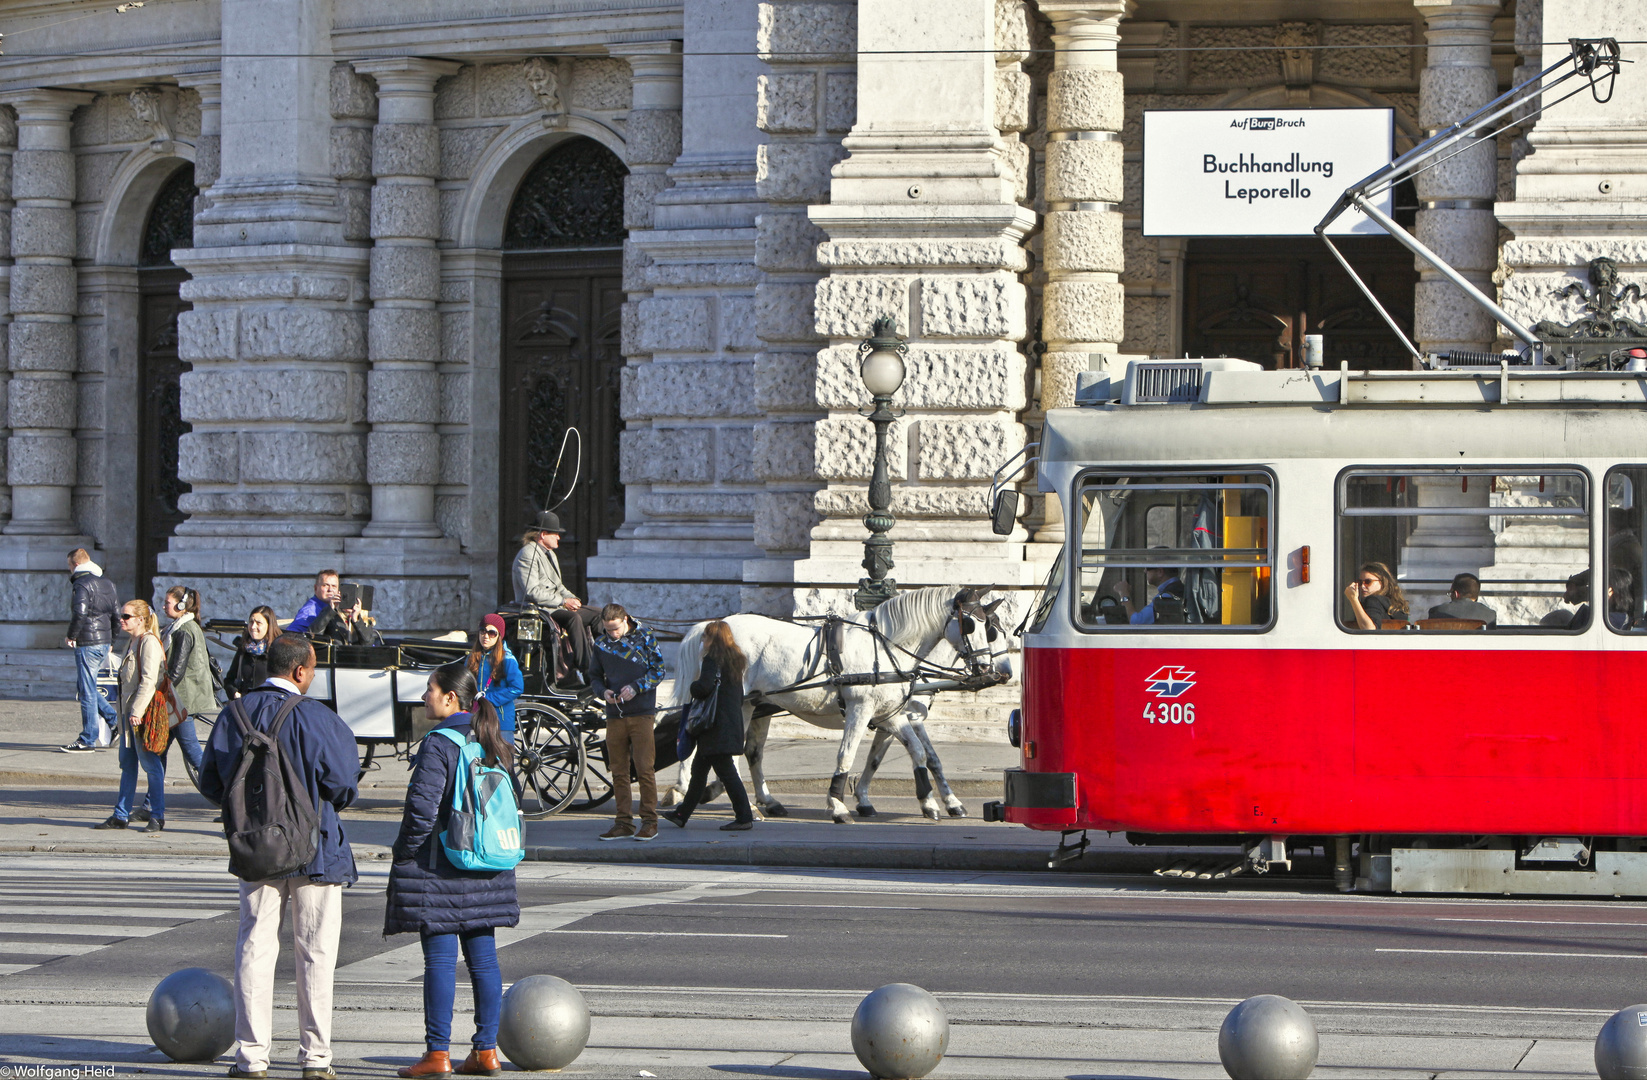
[860,346,906,397]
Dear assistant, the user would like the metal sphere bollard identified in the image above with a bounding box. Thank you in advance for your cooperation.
[1596,1004,1647,1079]
[146,967,236,1063]
[850,983,949,1080]
[497,975,590,1072]
[1218,994,1318,1080]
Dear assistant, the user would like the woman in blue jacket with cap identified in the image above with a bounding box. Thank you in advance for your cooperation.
[469,614,523,735]
[386,663,520,1079]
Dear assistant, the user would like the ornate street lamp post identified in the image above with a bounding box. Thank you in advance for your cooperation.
[854,317,907,610]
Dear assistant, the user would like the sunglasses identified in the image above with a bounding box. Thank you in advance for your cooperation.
[1356,579,1379,586]
[119,613,140,621]
[479,628,499,637]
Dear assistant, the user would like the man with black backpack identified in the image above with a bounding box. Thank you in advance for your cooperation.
[199,633,359,1080]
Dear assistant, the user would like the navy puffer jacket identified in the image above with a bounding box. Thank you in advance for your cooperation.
[384,714,521,936]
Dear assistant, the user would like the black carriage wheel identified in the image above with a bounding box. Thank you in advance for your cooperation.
[180,712,215,801]
[516,704,586,818]
[568,721,614,812]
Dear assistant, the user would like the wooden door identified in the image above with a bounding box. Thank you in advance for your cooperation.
[499,251,626,602]
[136,269,192,603]
[1183,237,1419,370]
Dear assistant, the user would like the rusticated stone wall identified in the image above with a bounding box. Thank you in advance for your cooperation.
[0,107,15,527]
[747,0,855,615]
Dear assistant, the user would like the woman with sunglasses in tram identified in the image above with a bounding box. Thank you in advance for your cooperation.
[467,615,524,736]
[1344,561,1411,630]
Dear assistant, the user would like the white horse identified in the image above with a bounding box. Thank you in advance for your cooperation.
[667,586,1012,823]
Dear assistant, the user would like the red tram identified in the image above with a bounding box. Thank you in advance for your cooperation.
[992,359,1647,895]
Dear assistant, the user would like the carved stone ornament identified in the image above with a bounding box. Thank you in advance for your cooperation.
[129,86,172,144]
[1275,22,1319,87]
[503,137,627,250]
[524,57,564,116]
[1532,257,1647,341]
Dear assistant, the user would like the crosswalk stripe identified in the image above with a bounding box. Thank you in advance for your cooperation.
[0,905,231,918]
[0,942,106,956]
[0,922,186,938]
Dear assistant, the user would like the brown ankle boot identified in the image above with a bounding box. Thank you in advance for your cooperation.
[454,1049,500,1076]
[396,1051,452,1078]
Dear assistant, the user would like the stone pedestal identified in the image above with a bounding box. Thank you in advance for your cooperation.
[1413,0,1501,354]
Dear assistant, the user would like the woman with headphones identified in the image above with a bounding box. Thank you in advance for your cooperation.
[162,585,216,778]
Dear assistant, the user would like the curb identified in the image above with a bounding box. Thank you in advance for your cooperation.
[520,842,1173,874]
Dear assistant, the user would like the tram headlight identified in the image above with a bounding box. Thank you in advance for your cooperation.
[1007,708,1022,748]
[518,617,542,642]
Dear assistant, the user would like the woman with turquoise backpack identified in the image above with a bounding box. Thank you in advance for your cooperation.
[468,614,524,734]
[386,663,522,1079]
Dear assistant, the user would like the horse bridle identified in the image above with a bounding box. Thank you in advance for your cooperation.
[950,594,1004,674]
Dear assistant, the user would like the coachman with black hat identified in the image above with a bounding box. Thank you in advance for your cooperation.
[511,510,602,680]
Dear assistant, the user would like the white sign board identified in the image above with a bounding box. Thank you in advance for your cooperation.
[1143,108,1394,237]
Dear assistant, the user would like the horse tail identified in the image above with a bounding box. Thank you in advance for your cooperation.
[670,620,709,709]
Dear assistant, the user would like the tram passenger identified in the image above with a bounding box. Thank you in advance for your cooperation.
[1608,568,1634,630]
[511,510,601,682]
[289,569,341,634]
[468,614,524,735]
[1427,573,1497,625]
[225,605,279,698]
[1344,562,1410,629]
[1541,570,1590,629]
[1114,561,1185,625]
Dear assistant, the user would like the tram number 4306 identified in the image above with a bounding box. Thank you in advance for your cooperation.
[1144,702,1195,725]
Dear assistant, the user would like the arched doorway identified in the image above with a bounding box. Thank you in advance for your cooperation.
[498,138,628,601]
[136,164,196,602]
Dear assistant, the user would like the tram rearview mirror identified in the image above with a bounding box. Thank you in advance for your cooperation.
[990,490,1019,535]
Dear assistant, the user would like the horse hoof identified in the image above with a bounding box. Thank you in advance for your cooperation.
[922,807,941,821]
[764,802,789,818]
[856,805,877,818]
[832,814,853,824]
[947,804,968,818]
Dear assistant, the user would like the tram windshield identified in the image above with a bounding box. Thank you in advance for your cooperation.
[1074,472,1273,630]
[1337,468,1590,632]
[1605,467,1647,632]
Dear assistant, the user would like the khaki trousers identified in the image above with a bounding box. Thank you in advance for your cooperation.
[233,877,343,1070]
[606,713,657,827]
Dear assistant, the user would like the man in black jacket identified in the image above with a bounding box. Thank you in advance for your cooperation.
[588,604,666,841]
[199,634,359,1080]
[62,548,119,753]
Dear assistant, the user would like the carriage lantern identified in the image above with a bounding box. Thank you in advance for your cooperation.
[855,316,908,610]
[517,616,542,642]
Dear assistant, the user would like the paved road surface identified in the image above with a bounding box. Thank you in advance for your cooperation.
[0,854,1640,1077]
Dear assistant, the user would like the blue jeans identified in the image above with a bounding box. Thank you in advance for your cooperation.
[74,644,116,746]
[114,735,166,822]
[170,715,204,772]
[420,930,501,1053]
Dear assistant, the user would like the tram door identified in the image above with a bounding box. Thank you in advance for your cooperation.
[497,138,628,603]
[1183,236,1418,370]
[136,165,197,604]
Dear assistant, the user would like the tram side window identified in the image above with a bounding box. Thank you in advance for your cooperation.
[1337,469,1590,632]
[1604,468,1647,632]
[1073,473,1273,631]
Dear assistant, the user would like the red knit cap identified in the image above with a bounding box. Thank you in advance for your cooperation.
[481,614,506,638]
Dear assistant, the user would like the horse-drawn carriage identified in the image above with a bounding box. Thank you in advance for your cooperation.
[195,608,621,818]
[189,585,1015,821]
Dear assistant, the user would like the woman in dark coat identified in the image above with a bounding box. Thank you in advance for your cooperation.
[225,605,278,698]
[662,619,754,831]
[387,664,520,1078]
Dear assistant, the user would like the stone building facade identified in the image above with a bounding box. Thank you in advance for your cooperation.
[0,0,1638,706]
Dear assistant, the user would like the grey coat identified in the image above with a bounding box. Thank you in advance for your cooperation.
[511,542,574,607]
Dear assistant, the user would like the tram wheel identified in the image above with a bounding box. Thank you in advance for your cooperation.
[516,704,585,818]
[567,725,614,812]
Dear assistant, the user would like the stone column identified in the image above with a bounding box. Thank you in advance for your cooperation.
[3,90,93,537]
[165,0,374,622]
[804,0,1036,612]
[1413,0,1501,354]
[177,75,221,204]
[0,107,15,527]
[1032,0,1127,542]
[353,58,460,540]
[745,0,855,616]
